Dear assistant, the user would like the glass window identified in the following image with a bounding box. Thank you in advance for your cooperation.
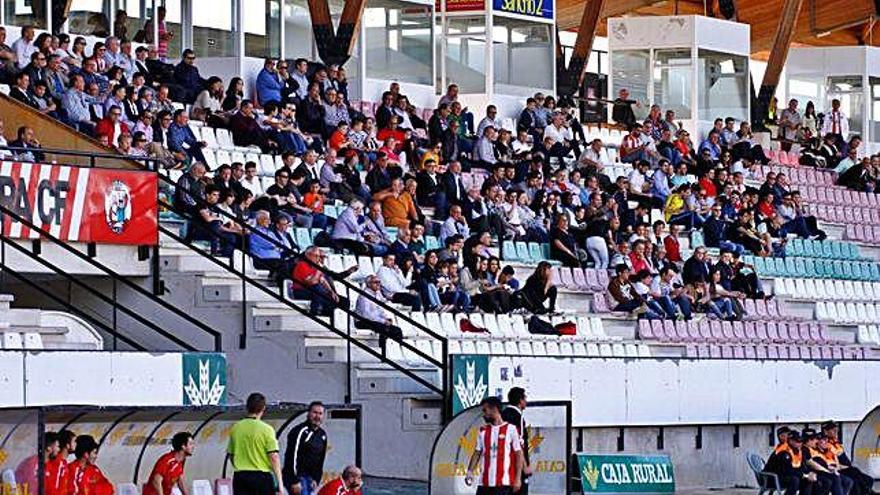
[697,49,748,122]
[191,0,233,57]
[4,0,47,29]
[67,0,111,36]
[365,0,432,86]
[827,76,863,136]
[653,49,692,119]
[442,16,485,93]
[493,17,553,96]
[283,0,314,60]
[870,77,880,143]
[118,0,155,42]
[245,0,281,58]
[611,49,649,120]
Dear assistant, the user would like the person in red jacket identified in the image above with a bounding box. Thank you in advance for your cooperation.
[69,435,114,495]
[317,466,363,495]
[94,105,130,147]
[47,430,76,495]
[144,432,194,495]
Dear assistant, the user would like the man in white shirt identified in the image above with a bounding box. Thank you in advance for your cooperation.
[439,205,470,244]
[376,254,422,310]
[821,99,849,142]
[12,25,36,70]
[579,139,611,171]
[543,112,575,160]
[240,162,264,196]
[354,276,403,350]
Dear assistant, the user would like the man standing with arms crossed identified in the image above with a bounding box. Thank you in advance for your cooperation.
[228,393,284,495]
[144,432,195,495]
[283,401,328,495]
[465,397,524,495]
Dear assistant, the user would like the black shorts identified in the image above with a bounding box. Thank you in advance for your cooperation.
[476,487,514,495]
[233,471,275,495]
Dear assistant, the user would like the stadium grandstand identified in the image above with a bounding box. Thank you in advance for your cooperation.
[1,0,880,494]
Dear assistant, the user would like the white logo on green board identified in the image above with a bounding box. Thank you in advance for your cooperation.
[452,355,488,413]
[183,353,227,405]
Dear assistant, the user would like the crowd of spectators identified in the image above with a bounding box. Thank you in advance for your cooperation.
[4,24,876,329]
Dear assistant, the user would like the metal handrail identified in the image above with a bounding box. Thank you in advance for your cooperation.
[158,224,444,394]
[0,233,195,351]
[0,202,222,351]
[0,145,163,169]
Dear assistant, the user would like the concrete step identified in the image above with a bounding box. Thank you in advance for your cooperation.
[200,277,282,303]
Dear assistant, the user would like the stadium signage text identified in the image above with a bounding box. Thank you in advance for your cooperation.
[493,0,553,19]
[0,162,158,246]
[578,454,675,494]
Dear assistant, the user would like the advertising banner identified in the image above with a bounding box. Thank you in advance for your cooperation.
[577,454,675,494]
[430,402,570,495]
[493,0,553,20]
[0,162,158,246]
[436,0,485,12]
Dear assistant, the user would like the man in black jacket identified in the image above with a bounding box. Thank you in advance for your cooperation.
[502,387,532,495]
[283,401,328,495]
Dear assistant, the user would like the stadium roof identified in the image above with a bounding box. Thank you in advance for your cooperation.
[556,0,879,58]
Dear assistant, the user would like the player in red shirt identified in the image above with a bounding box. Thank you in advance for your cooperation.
[465,397,524,495]
[316,466,363,495]
[69,435,114,495]
[144,432,194,495]
[47,430,76,495]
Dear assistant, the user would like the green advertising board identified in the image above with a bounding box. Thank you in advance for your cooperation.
[451,354,490,414]
[577,454,675,494]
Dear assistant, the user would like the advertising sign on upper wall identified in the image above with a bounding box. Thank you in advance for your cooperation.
[436,0,485,12]
[493,0,554,20]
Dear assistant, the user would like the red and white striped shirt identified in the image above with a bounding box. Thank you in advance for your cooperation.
[477,422,522,488]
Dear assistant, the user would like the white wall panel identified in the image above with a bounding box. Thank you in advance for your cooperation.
[575,359,627,426]
[626,360,680,425]
[0,351,24,407]
[677,360,729,424]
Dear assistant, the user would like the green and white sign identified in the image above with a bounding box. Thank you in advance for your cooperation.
[451,355,489,414]
[182,353,227,406]
[577,454,675,494]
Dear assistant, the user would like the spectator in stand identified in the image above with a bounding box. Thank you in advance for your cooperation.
[12,25,36,70]
[354,276,404,351]
[608,265,658,318]
[22,50,46,90]
[822,98,849,146]
[376,253,423,310]
[438,84,473,134]
[288,58,310,102]
[248,211,298,281]
[428,103,451,144]
[620,124,648,164]
[6,125,41,162]
[778,98,801,152]
[664,184,703,230]
[703,203,744,255]
[612,88,638,127]
[167,109,208,165]
[0,27,17,83]
[440,204,470,244]
[331,200,372,255]
[228,100,277,152]
[477,105,502,136]
[579,138,610,172]
[291,246,351,315]
[255,57,283,106]
[550,214,587,268]
[10,72,38,108]
[173,49,205,104]
[193,184,241,256]
[698,130,722,161]
[322,88,350,138]
[297,83,326,136]
[515,261,558,315]
[362,201,391,256]
[473,125,497,168]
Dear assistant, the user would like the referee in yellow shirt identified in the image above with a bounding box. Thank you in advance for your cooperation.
[227,393,284,495]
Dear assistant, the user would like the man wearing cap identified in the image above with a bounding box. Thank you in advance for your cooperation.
[822,421,876,495]
[770,430,824,495]
[803,428,851,495]
[765,426,793,478]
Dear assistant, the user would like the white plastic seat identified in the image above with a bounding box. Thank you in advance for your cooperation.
[355,256,374,279]
[545,341,561,356]
[859,325,872,344]
[612,343,626,357]
[637,344,651,357]
[872,282,880,300]
[201,149,218,170]
[333,309,349,332]
[410,313,429,337]
[531,341,547,356]
[510,315,529,337]
[2,332,22,349]
[868,304,879,323]
[559,341,574,356]
[274,154,286,169]
[599,343,613,356]
[586,343,600,356]
[425,313,443,336]
[215,128,235,149]
[461,340,477,354]
[200,127,219,149]
[215,150,232,167]
[490,341,505,354]
[625,343,639,357]
[496,314,514,337]
[448,340,462,354]
[846,302,859,323]
[192,480,213,495]
[326,254,344,273]
[187,124,202,141]
[504,340,519,354]
[482,314,500,337]
[245,152,261,166]
[517,341,533,355]
[843,281,856,300]
[440,312,458,336]
[856,303,869,323]
[577,316,595,340]
[260,154,277,175]
[870,326,880,345]
[22,332,43,350]
[572,342,588,356]
[794,279,807,298]
[815,301,828,320]
[231,151,247,165]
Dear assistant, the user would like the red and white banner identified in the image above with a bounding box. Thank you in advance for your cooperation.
[0,162,158,246]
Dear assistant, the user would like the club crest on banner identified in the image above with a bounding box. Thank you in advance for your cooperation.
[104,180,132,234]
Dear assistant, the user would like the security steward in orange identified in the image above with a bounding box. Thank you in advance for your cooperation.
[821,421,877,495]
[764,427,792,479]
[803,428,849,495]
[769,430,825,495]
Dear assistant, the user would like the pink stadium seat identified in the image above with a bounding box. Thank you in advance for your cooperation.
[786,345,800,359]
[721,321,735,341]
[773,345,785,359]
[799,345,811,359]
[832,346,844,360]
[709,320,725,342]
[743,322,758,342]
[686,344,698,358]
[777,152,789,165]
[820,346,833,360]
[816,186,829,204]
[558,267,576,289]
[756,344,768,359]
[817,324,830,342]
[732,321,746,341]
[806,168,818,184]
[809,346,821,360]
[550,266,561,285]
[592,293,610,313]
[697,343,711,358]
[763,322,778,343]
[755,322,770,342]
[652,320,666,341]
[845,224,857,241]
[584,269,603,291]
[733,345,745,359]
[721,345,734,359]
[766,150,778,163]
[596,269,610,288]
[798,324,813,343]
[854,208,865,224]
[777,322,793,343]
[766,299,782,319]
[754,299,769,319]
[788,151,799,165]
[742,299,757,319]
[638,319,654,339]
[870,209,880,224]
[835,189,846,204]
[665,320,682,341]
[710,345,722,358]
[698,321,713,342]
[571,268,591,291]
[869,193,879,207]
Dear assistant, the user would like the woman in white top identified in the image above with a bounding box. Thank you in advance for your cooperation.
[192,76,225,124]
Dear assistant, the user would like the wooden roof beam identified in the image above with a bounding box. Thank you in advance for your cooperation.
[754,0,804,126]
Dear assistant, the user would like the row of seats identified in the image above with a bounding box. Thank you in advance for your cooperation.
[0,331,44,349]
[684,343,871,361]
[756,162,836,186]
[815,301,880,324]
[799,184,880,209]
[501,241,560,265]
[638,319,832,344]
[844,223,880,245]
[808,204,880,226]
[782,238,863,260]
[388,337,652,362]
[552,266,611,293]
[750,256,880,281]
[189,122,260,154]
[774,278,880,302]
[857,325,880,345]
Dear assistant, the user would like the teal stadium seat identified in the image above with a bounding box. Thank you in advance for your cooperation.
[425,235,440,251]
[787,239,802,257]
[295,227,312,249]
[528,243,543,262]
[516,242,531,262]
[502,240,519,261]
